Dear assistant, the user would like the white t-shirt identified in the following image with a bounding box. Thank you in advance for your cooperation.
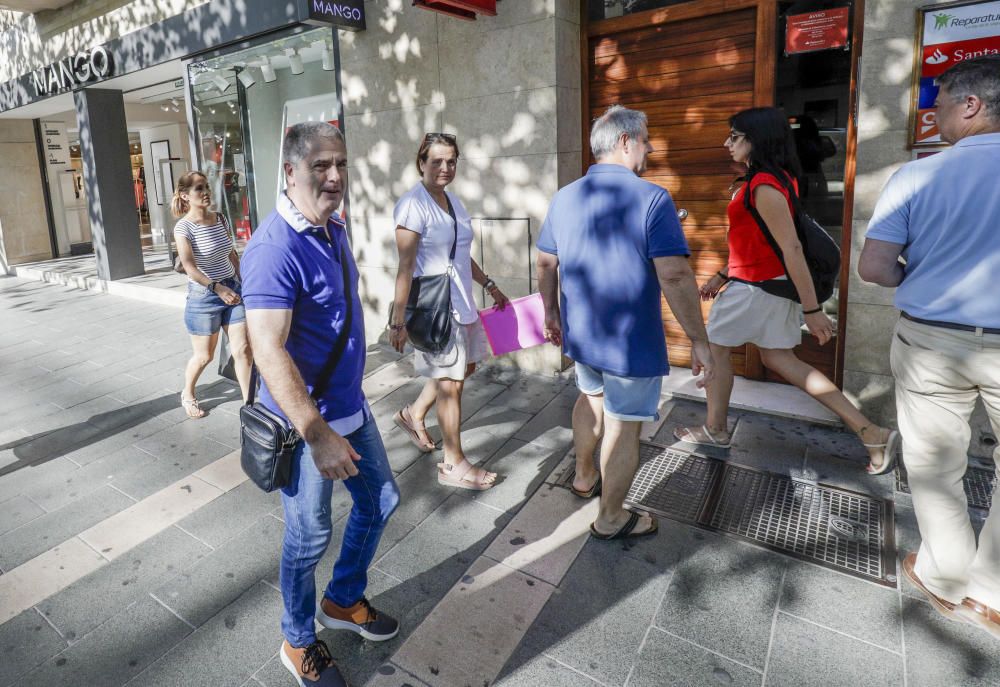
[393,182,478,325]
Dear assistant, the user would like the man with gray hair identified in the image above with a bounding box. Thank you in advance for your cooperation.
[537,105,713,540]
[242,122,401,685]
[859,55,1000,641]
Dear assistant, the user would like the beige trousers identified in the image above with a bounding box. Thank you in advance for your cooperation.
[891,317,1000,608]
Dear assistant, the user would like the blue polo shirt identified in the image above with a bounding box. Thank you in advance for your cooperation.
[241,193,367,428]
[537,163,689,377]
[866,133,1000,328]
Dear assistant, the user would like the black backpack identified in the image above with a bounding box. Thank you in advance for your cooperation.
[740,173,841,304]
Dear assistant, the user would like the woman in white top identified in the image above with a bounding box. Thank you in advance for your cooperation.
[172,171,252,417]
[389,134,509,490]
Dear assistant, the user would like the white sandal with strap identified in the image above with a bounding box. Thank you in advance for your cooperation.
[181,395,205,419]
[863,427,900,475]
[437,459,496,491]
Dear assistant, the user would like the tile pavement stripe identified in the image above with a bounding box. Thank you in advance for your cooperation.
[481,485,597,586]
[0,538,105,624]
[79,474,224,560]
[192,450,247,492]
[389,555,557,687]
[0,451,244,623]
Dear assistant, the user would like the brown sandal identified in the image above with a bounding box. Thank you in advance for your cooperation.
[393,405,436,452]
[437,459,497,491]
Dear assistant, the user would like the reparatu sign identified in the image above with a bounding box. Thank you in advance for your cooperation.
[913,0,1000,145]
[30,47,113,97]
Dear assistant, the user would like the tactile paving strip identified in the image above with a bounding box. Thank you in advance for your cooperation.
[561,442,897,586]
[895,464,996,511]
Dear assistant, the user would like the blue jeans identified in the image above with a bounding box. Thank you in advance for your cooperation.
[279,413,399,647]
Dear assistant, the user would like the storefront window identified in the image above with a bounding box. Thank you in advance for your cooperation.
[187,26,341,237]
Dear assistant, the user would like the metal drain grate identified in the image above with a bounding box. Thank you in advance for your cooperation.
[896,464,996,511]
[709,465,893,583]
[625,445,720,523]
[562,442,897,587]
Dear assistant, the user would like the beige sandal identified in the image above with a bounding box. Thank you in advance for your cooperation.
[181,395,205,419]
[393,405,436,452]
[437,459,497,491]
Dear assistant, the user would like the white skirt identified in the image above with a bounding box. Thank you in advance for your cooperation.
[706,281,803,349]
[413,318,492,380]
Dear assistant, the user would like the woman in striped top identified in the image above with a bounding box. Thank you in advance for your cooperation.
[173,170,252,417]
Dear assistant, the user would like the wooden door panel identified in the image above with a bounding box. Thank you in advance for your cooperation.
[593,36,755,80]
[591,10,755,58]
[588,3,770,378]
[590,62,755,108]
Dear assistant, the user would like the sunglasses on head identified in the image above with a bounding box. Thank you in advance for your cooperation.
[424,132,457,144]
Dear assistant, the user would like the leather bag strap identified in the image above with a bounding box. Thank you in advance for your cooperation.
[247,235,354,407]
[444,193,458,264]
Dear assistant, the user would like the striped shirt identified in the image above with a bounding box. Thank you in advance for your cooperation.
[173,214,236,281]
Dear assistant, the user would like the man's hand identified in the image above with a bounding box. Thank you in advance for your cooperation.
[308,426,362,480]
[690,340,715,389]
[544,313,563,347]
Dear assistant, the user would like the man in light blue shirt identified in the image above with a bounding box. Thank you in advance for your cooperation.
[860,55,1000,641]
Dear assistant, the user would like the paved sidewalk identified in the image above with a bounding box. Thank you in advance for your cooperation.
[1,274,998,687]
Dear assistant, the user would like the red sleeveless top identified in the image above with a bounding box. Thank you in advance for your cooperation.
[726,172,797,282]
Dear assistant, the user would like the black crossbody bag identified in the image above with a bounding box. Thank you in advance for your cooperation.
[403,194,458,354]
[734,172,840,304]
[239,239,353,493]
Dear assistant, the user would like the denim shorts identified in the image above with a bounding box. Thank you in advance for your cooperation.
[183,277,246,336]
[575,362,663,422]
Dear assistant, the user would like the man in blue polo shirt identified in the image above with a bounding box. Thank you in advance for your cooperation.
[859,55,1000,641]
[537,105,713,541]
[242,122,399,686]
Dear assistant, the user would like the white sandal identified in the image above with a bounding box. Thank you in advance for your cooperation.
[863,427,900,475]
[181,395,205,419]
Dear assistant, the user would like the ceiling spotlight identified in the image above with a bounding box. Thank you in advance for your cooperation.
[160,104,170,112]
[237,68,255,89]
[171,97,180,108]
[321,43,335,71]
[209,106,216,115]
[285,48,304,75]
[212,73,231,93]
[260,56,276,83]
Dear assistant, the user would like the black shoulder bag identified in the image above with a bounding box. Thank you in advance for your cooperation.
[737,173,841,304]
[403,194,458,354]
[239,239,353,492]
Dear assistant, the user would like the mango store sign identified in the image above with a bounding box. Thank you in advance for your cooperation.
[300,0,366,31]
[31,47,113,98]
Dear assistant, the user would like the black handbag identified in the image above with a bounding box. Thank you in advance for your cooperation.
[239,239,353,492]
[404,194,458,354]
[739,172,841,304]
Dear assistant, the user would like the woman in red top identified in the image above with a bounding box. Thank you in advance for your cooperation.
[676,108,899,475]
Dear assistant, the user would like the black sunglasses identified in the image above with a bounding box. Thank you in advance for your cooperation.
[424,132,457,144]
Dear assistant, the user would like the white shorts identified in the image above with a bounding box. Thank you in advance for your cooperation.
[707,281,803,349]
[413,318,491,380]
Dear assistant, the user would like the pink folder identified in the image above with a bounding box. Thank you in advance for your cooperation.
[479,292,548,356]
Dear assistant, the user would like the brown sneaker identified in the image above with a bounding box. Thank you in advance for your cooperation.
[956,598,1000,641]
[902,552,963,621]
[280,640,348,687]
[316,596,399,641]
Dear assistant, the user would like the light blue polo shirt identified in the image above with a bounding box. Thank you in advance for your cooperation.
[537,163,689,378]
[241,193,367,431]
[866,133,1000,328]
